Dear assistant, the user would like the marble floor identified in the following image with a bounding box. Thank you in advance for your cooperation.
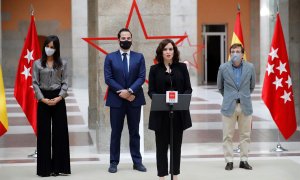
[1,85,300,174]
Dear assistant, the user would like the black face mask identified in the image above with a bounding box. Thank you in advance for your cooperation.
[119,40,132,50]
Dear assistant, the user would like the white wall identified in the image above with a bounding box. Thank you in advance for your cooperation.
[171,0,197,43]
[71,0,88,88]
[171,0,198,85]
[259,0,271,83]
[259,0,289,83]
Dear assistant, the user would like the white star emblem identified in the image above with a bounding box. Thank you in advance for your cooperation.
[269,47,279,61]
[280,90,291,104]
[276,61,287,75]
[21,66,31,79]
[266,63,274,76]
[272,76,283,90]
[24,49,34,64]
[285,75,292,89]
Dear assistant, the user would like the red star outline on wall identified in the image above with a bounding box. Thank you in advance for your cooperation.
[82,0,187,100]
[177,32,203,72]
[82,0,187,55]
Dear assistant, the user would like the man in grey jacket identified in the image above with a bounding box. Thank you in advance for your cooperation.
[217,43,256,171]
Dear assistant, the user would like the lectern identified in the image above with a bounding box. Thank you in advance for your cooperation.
[150,94,191,180]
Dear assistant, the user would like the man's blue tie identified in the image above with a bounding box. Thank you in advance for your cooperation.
[122,53,129,86]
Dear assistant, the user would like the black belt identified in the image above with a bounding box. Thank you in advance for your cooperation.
[236,99,240,103]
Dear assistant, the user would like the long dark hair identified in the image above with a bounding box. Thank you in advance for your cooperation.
[155,39,180,64]
[41,35,62,69]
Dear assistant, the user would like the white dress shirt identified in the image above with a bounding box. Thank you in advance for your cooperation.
[120,49,130,72]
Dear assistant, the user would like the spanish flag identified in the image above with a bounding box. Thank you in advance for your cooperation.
[0,64,8,136]
[231,11,246,60]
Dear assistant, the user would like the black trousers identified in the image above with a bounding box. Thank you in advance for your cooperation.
[36,90,71,176]
[155,112,183,177]
[110,101,142,165]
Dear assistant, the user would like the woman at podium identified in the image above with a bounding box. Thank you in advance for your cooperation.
[148,39,192,180]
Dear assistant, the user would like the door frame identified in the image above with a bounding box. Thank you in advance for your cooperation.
[202,26,227,84]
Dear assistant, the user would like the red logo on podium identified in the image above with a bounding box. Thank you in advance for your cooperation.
[169,92,176,100]
[166,91,178,103]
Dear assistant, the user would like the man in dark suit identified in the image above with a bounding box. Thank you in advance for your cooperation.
[104,28,146,173]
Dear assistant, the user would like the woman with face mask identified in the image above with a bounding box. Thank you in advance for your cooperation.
[32,35,71,177]
[148,39,192,180]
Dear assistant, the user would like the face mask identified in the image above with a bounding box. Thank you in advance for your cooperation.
[45,47,56,57]
[119,40,132,50]
[231,53,242,63]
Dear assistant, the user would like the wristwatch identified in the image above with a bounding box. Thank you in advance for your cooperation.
[127,88,134,95]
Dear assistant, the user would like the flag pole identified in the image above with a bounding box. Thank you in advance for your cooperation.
[233,2,241,154]
[30,4,34,15]
[269,2,288,152]
[28,149,38,158]
[271,130,288,152]
[233,145,241,154]
[27,4,38,159]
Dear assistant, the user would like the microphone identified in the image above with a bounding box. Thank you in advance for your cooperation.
[166,63,178,104]
[168,63,173,90]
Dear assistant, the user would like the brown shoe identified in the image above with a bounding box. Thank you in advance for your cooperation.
[225,162,233,170]
[239,161,252,170]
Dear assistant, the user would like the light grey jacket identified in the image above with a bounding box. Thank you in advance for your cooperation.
[217,60,256,117]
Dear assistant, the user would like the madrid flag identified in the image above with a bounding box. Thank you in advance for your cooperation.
[262,13,297,140]
[0,65,8,136]
[14,15,41,135]
[230,11,246,60]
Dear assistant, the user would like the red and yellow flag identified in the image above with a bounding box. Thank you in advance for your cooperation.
[0,64,8,136]
[231,11,246,60]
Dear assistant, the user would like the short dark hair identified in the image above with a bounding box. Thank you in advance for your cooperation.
[155,39,180,64]
[230,43,244,53]
[117,28,132,39]
[41,35,62,69]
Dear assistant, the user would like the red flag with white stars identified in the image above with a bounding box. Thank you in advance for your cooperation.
[14,15,41,135]
[262,13,297,140]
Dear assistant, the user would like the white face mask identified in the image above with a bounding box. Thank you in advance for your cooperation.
[45,47,56,57]
[231,53,242,63]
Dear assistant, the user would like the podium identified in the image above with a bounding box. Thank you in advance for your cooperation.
[150,94,191,180]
